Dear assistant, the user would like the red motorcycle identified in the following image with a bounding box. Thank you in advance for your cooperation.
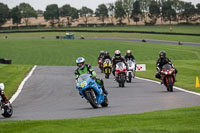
[161,64,176,92]
[98,58,103,73]
[115,62,127,87]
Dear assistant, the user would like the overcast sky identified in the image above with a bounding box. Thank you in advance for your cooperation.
[0,0,199,11]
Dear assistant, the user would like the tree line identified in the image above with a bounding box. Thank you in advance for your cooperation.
[0,0,200,27]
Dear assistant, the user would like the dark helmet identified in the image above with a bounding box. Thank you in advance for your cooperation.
[115,50,121,58]
[159,50,166,58]
[105,51,109,56]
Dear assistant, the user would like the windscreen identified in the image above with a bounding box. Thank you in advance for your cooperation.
[78,74,89,82]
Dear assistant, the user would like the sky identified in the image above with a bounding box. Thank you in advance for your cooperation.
[0,0,199,11]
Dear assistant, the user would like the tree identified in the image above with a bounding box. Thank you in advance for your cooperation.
[139,0,150,23]
[79,6,93,25]
[162,0,176,24]
[108,3,115,24]
[44,4,59,27]
[123,0,134,25]
[148,0,160,24]
[131,0,142,25]
[196,3,200,15]
[19,3,37,26]
[95,4,108,24]
[115,0,126,24]
[180,2,196,23]
[0,3,10,27]
[172,0,184,23]
[11,6,22,25]
[60,5,79,27]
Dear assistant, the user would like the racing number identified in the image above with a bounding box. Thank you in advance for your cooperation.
[81,81,87,88]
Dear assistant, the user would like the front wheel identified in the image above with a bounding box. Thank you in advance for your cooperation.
[85,90,98,109]
[167,77,173,92]
[2,102,13,118]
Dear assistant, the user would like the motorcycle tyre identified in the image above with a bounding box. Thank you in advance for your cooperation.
[85,91,98,109]
[2,103,13,118]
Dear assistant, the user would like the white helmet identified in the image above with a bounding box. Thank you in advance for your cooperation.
[0,83,5,91]
[76,57,85,69]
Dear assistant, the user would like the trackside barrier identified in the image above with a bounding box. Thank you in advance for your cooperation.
[136,64,146,71]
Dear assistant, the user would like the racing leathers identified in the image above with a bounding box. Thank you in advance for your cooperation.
[155,57,177,79]
[112,56,126,76]
[75,64,108,95]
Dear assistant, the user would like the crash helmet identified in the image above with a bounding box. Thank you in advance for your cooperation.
[126,50,132,56]
[0,83,5,91]
[105,51,109,56]
[159,50,166,58]
[76,57,85,69]
[115,50,121,58]
[100,50,105,55]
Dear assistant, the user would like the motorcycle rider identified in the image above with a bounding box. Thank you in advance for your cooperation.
[155,50,178,82]
[112,50,126,76]
[102,51,112,64]
[0,83,9,105]
[125,50,136,70]
[97,50,105,62]
[125,50,136,62]
[75,57,108,95]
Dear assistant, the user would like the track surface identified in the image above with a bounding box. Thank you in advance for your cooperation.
[86,38,200,46]
[1,66,200,120]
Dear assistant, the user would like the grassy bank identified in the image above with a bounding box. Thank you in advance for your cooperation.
[0,39,199,93]
[0,64,32,99]
[1,25,200,34]
[1,105,200,133]
[1,32,200,43]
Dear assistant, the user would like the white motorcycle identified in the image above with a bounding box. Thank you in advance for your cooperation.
[126,60,136,83]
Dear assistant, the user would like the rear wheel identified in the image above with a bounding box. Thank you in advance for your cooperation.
[85,90,98,108]
[122,81,125,87]
[2,102,13,118]
[101,96,109,107]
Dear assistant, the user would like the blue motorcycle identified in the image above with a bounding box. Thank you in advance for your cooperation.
[76,74,108,108]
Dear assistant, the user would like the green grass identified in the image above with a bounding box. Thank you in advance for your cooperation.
[1,32,200,43]
[0,64,32,99]
[0,39,199,93]
[1,106,200,133]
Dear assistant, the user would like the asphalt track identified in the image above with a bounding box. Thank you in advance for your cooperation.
[86,37,200,46]
[1,66,200,120]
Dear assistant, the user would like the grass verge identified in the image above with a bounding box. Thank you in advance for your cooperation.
[0,64,32,99]
[0,105,200,133]
[0,32,200,43]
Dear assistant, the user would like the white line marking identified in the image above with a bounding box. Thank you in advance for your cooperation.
[9,65,37,103]
[135,77,200,96]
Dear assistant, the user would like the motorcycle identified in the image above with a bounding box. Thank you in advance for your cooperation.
[103,59,112,79]
[160,64,176,92]
[115,62,127,87]
[98,58,103,73]
[126,60,136,83]
[0,97,13,118]
[76,74,109,108]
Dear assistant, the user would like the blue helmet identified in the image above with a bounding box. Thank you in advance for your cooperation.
[76,57,85,69]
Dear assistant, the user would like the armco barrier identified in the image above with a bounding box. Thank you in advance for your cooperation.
[0,30,200,36]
